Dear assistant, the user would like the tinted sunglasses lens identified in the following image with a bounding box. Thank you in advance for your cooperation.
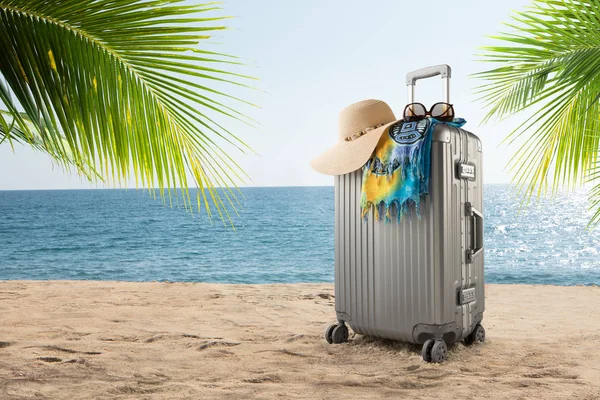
[431,103,454,121]
[404,103,427,121]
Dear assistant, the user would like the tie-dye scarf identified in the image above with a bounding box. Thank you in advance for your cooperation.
[360,117,466,222]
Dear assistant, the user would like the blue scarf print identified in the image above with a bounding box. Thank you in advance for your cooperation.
[361,117,467,223]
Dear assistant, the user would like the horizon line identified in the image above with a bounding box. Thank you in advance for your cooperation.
[0,183,515,192]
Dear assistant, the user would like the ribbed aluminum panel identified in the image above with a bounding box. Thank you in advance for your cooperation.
[334,125,484,344]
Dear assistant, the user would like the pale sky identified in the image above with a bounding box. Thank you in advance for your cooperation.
[0,0,532,190]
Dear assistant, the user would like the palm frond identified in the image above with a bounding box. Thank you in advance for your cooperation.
[588,161,600,228]
[476,0,600,226]
[0,0,257,227]
[0,110,101,179]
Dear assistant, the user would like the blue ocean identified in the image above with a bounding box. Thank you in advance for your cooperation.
[0,185,599,285]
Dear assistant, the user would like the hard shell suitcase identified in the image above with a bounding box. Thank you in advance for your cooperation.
[325,65,485,363]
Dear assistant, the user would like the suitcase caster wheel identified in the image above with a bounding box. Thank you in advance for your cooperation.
[464,324,485,346]
[331,324,348,344]
[430,340,447,363]
[325,324,337,344]
[421,339,435,362]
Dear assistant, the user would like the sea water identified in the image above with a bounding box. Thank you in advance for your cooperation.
[0,185,598,285]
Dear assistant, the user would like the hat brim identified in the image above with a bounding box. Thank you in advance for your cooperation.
[310,120,397,176]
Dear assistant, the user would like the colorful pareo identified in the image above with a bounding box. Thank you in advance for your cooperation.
[360,117,467,222]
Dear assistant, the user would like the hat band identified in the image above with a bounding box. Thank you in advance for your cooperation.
[344,122,386,142]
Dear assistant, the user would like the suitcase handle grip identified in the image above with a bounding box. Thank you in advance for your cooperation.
[466,202,483,264]
[406,64,451,103]
[406,64,451,86]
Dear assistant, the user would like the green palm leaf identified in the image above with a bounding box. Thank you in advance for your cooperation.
[0,0,257,227]
[476,0,600,227]
[1,110,101,180]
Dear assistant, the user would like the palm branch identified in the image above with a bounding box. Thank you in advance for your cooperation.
[475,0,600,226]
[1,110,102,180]
[0,0,257,227]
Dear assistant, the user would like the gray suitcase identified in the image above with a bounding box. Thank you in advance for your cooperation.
[324,65,485,363]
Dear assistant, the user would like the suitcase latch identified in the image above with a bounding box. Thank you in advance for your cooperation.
[458,163,476,180]
[460,287,476,305]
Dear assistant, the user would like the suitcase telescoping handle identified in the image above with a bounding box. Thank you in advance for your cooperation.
[466,202,484,264]
[406,64,451,104]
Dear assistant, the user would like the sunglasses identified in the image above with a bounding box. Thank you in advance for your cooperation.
[403,102,455,122]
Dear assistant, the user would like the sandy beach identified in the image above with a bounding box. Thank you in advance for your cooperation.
[0,281,598,399]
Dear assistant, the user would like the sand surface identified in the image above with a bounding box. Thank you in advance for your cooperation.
[0,282,598,399]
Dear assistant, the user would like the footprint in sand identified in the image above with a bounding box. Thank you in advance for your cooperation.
[256,349,310,358]
[522,369,579,380]
[285,334,306,343]
[113,385,161,395]
[197,341,240,351]
[38,357,62,363]
[64,358,90,365]
[300,293,334,300]
[26,345,102,356]
[242,374,283,384]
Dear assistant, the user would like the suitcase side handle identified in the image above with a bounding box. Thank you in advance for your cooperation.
[466,202,484,264]
[406,64,451,104]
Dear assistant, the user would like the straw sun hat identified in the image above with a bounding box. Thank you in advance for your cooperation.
[310,99,397,176]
